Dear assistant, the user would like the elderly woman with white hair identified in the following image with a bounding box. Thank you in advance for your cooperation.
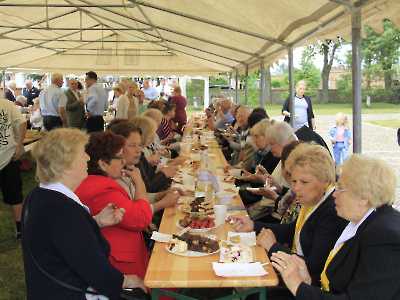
[232,143,348,299]
[5,80,17,102]
[15,95,30,114]
[270,154,400,300]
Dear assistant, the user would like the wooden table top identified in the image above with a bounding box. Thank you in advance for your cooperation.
[144,133,279,288]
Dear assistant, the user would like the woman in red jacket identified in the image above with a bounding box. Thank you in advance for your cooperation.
[75,131,152,280]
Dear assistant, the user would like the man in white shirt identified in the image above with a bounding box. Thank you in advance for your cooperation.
[156,78,172,99]
[0,98,27,238]
[39,73,68,130]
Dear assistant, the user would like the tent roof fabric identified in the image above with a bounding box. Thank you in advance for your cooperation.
[0,0,399,77]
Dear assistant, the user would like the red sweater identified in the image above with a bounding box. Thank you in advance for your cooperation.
[75,175,152,279]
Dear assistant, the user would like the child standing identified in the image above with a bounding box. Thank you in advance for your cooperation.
[328,112,352,167]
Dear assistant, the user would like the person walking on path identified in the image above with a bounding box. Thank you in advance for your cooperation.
[328,112,352,167]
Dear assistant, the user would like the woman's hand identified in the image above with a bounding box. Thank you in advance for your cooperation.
[122,274,148,293]
[270,252,311,296]
[147,154,161,165]
[231,215,254,232]
[166,132,174,141]
[255,165,268,175]
[122,166,142,184]
[205,108,212,117]
[256,228,277,251]
[165,187,186,196]
[222,165,234,173]
[159,192,180,208]
[251,187,279,201]
[95,203,126,228]
[169,155,187,166]
[243,173,266,184]
[160,166,178,178]
[266,174,282,190]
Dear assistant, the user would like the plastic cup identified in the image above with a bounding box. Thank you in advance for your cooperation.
[228,169,242,177]
[213,205,228,226]
[200,135,206,145]
[184,143,191,152]
[240,141,246,149]
[193,134,198,143]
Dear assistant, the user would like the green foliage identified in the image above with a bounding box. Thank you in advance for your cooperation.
[186,79,204,107]
[273,63,288,75]
[241,71,260,107]
[209,75,228,86]
[271,78,283,89]
[27,74,45,81]
[336,74,352,102]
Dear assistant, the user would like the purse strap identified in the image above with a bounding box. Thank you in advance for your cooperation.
[23,186,99,296]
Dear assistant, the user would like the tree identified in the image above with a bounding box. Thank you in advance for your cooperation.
[271,78,283,89]
[365,20,400,102]
[281,48,321,100]
[273,62,288,75]
[336,74,352,102]
[186,79,204,109]
[241,71,260,107]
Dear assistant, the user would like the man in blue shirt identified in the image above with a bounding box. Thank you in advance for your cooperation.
[84,71,108,133]
[206,99,234,132]
[142,80,158,101]
[39,73,68,130]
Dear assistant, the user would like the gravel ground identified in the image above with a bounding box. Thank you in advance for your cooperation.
[269,113,400,211]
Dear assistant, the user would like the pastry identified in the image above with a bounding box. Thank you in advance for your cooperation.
[229,235,241,243]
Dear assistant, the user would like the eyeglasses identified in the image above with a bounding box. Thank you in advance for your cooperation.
[109,152,125,161]
[334,183,349,196]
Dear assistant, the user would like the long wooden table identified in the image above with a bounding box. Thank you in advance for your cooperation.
[144,133,278,300]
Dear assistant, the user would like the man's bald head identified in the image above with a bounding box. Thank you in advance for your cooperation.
[69,78,78,91]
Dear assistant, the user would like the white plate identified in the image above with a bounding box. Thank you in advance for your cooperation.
[177,196,195,204]
[176,221,218,233]
[219,246,253,263]
[227,231,257,246]
[178,205,213,215]
[166,245,220,257]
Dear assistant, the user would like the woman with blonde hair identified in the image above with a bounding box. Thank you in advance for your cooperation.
[232,143,348,299]
[21,128,147,299]
[327,112,352,167]
[282,80,315,131]
[130,116,177,193]
[272,154,400,300]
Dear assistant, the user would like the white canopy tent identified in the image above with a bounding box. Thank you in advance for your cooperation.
[1,0,399,152]
[0,0,398,76]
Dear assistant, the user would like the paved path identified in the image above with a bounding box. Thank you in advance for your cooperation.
[269,113,400,211]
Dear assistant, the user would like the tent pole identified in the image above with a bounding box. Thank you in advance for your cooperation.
[2,69,6,99]
[235,70,239,104]
[288,46,295,128]
[204,77,209,110]
[228,72,232,102]
[352,6,362,153]
[260,58,265,108]
[245,65,249,105]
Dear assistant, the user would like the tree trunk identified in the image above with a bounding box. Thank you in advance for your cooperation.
[264,66,272,104]
[321,42,339,104]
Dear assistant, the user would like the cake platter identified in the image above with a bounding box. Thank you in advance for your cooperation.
[178,205,213,215]
[165,245,220,257]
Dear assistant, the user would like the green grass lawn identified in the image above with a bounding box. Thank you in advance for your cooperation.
[364,119,400,129]
[186,102,400,117]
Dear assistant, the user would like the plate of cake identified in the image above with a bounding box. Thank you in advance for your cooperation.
[178,197,213,214]
[220,242,253,263]
[166,232,220,257]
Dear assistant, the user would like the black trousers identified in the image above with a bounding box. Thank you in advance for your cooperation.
[43,116,62,131]
[85,116,104,133]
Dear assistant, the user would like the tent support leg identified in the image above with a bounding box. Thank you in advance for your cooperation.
[245,64,249,105]
[260,58,265,108]
[352,5,362,153]
[288,45,295,128]
[236,70,239,105]
[229,72,232,102]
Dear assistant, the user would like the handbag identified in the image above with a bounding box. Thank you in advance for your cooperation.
[23,188,150,300]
